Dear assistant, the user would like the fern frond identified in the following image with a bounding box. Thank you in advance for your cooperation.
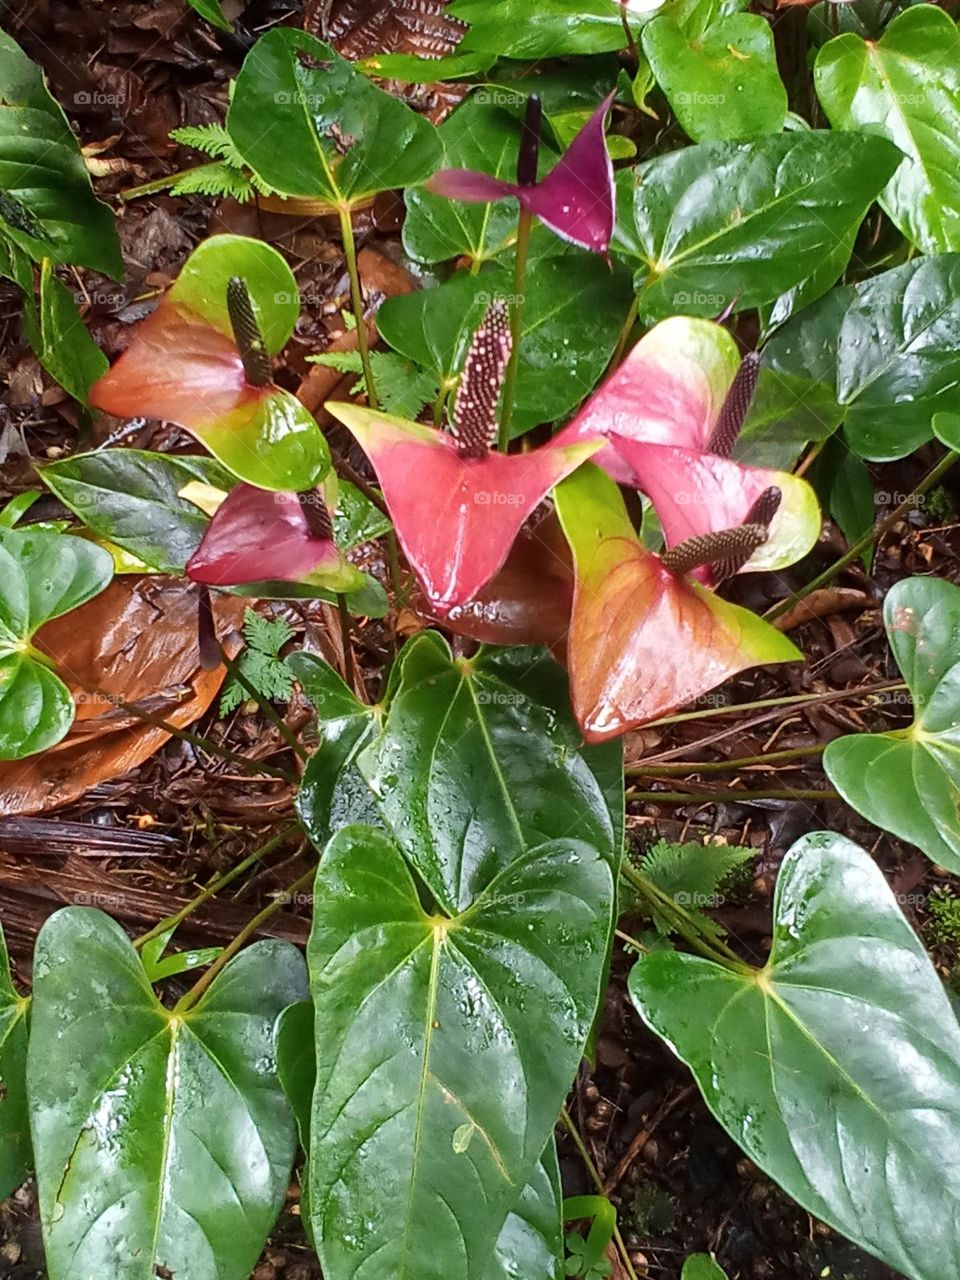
[171,124,243,164]
[169,162,257,202]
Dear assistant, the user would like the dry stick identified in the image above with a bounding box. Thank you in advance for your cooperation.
[765,448,959,622]
[133,824,299,950]
[337,592,357,689]
[626,787,839,804]
[559,1107,641,1280]
[174,867,315,1014]
[603,1085,695,1196]
[100,691,298,784]
[626,742,825,776]
[639,679,908,764]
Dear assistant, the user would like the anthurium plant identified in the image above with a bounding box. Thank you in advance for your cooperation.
[5,8,960,1280]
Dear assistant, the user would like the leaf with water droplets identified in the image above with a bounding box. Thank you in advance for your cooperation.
[825,576,960,871]
[27,908,307,1280]
[630,831,960,1280]
[306,824,611,1280]
[0,922,30,1199]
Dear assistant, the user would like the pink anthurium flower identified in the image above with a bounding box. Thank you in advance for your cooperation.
[554,464,801,742]
[427,92,617,255]
[326,300,601,614]
[556,316,821,579]
[186,483,365,592]
[89,235,330,493]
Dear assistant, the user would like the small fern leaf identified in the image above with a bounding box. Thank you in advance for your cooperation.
[170,162,256,202]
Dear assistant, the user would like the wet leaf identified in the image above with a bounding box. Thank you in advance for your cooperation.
[186,0,231,30]
[0,923,30,1200]
[824,577,960,871]
[629,831,960,1280]
[358,633,622,911]
[43,450,234,575]
[37,260,108,404]
[681,1255,728,1280]
[0,32,122,277]
[0,529,114,759]
[28,908,307,1280]
[227,29,442,205]
[614,131,901,321]
[759,257,960,460]
[642,13,787,141]
[451,0,636,57]
[306,824,612,1280]
[378,256,633,436]
[554,465,800,741]
[816,7,960,254]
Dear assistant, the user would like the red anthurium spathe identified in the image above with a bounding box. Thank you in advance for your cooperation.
[555,316,821,577]
[89,235,330,493]
[326,402,599,614]
[554,464,800,743]
[185,483,365,592]
[427,92,617,255]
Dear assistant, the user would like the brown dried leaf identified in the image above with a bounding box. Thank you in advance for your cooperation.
[307,0,466,60]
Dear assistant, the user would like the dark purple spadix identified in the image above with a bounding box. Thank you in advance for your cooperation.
[517,95,542,187]
[427,91,617,255]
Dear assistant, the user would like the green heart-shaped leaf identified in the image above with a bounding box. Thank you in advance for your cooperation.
[0,31,122,277]
[614,131,902,321]
[0,529,113,758]
[28,908,307,1280]
[0,923,30,1200]
[642,13,787,142]
[359,635,622,913]
[227,29,442,205]
[307,824,612,1280]
[43,450,234,575]
[629,830,960,1280]
[824,577,960,870]
[757,255,960,461]
[815,6,960,255]
[378,256,633,436]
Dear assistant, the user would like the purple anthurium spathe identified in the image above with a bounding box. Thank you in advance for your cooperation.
[186,483,365,592]
[427,92,617,255]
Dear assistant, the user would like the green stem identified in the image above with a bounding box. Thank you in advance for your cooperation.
[766,449,958,621]
[626,787,839,803]
[610,295,639,369]
[174,868,314,1014]
[627,742,824,776]
[338,205,379,412]
[559,1109,640,1280]
[620,863,753,971]
[133,824,297,950]
[498,205,534,451]
[220,647,308,763]
[643,679,908,731]
[337,593,357,690]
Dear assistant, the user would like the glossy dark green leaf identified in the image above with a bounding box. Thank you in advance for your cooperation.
[613,131,901,321]
[378,256,633,435]
[403,98,557,266]
[333,479,392,549]
[0,31,122,277]
[360,635,621,913]
[757,257,960,461]
[307,824,612,1280]
[629,831,960,1280]
[186,0,231,30]
[227,29,442,205]
[0,923,30,1200]
[37,259,108,404]
[0,529,113,758]
[42,450,233,575]
[642,13,787,141]
[28,908,307,1280]
[824,577,960,870]
[815,6,960,254]
[451,0,633,56]
[288,652,383,847]
[813,437,874,569]
[276,992,562,1279]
